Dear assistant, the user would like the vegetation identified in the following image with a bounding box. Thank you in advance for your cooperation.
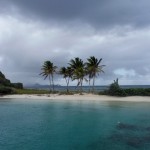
[102,79,150,96]
[1,56,150,97]
[69,57,87,93]
[86,56,105,93]
[59,66,72,93]
[0,71,23,95]
[40,61,57,93]
[0,71,23,89]
[0,86,14,95]
[124,88,150,96]
[13,88,50,95]
[40,56,105,94]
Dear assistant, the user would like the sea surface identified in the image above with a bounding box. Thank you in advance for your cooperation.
[0,99,150,150]
[26,85,150,92]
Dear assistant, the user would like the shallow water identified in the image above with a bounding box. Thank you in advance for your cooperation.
[0,99,150,150]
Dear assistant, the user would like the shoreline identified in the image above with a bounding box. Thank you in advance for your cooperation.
[0,94,150,102]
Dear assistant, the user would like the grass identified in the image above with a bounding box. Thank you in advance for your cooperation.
[15,89,88,95]
[14,88,50,94]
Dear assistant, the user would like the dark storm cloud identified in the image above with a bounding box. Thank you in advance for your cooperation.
[1,0,150,28]
[0,0,150,85]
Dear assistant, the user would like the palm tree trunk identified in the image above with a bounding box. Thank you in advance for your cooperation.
[76,79,80,92]
[67,78,70,93]
[89,78,91,93]
[65,78,69,93]
[80,79,83,94]
[65,78,67,92]
[48,75,51,95]
[92,76,95,93]
[52,74,54,92]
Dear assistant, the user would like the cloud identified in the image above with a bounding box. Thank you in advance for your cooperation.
[0,0,150,85]
[114,68,136,77]
[1,0,150,29]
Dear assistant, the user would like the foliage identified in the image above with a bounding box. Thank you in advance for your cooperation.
[124,88,150,96]
[0,86,14,95]
[59,66,72,92]
[86,56,105,93]
[103,78,150,96]
[0,71,12,87]
[0,71,23,89]
[40,61,57,92]
[69,57,87,93]
[40,57,105,94]
[0,71,23,95]
[14,89,50,94]
[106,78,127,96]
[11,83,23,89]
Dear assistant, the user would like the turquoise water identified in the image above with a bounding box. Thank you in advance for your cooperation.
[0,99,150,150]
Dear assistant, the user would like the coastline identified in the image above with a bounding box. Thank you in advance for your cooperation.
[0,94,150,102]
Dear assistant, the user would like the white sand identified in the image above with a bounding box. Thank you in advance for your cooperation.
[0,94,150,102]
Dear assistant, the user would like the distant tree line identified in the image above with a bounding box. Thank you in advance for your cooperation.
[40,56,105,94]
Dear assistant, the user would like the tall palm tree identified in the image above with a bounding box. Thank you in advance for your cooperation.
[59,66,72,92]
[40,60,57,92]
[69,57,87,93]
[86,56,105,93]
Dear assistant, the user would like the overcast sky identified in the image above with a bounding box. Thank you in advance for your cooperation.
[0,0,150,86]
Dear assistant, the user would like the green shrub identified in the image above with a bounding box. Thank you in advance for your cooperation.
[103,78,150,97]
[124,88,150,96]
[106,78,127,96]
[14,89,49,94]
[0,86,13,95]
[11,83,23,89]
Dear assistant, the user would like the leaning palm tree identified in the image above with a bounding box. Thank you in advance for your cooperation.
[69,57,87,93]
[59,66,72,93]
[40,60,57,93]
[86,56,105,93]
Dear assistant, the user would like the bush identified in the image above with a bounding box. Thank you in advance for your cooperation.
[0,86,13,95]
[11,83,23,89]
[103,78,150,97]
[124,88,150,96]
[107,78,127,96]
[14,89,49,94]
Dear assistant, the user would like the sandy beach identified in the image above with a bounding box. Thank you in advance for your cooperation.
[0,94,150,102]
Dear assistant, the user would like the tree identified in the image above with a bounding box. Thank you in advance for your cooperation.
[86,56,105,93]
[69,57,87,93]
[59,66,72,93]
[40,61,57,93]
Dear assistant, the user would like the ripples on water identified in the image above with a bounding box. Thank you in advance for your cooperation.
[0,99,150,150]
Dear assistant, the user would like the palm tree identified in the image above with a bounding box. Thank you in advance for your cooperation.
[85,67,93,93]
[69,57,87,93]
[86,56,105,93]
[59,66,72,92]
[40,60,57,93]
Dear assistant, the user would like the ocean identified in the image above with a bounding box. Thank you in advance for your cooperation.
[29,85,150,92]
[0,99,150,150]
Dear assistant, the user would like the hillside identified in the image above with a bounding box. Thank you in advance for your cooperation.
[0,71,23,95]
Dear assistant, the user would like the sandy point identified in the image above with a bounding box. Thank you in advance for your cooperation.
[0,93,150,102]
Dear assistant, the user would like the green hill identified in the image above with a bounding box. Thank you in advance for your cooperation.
[0,71,23,95]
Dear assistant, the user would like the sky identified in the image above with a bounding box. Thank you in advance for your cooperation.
[0,0,150,86]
